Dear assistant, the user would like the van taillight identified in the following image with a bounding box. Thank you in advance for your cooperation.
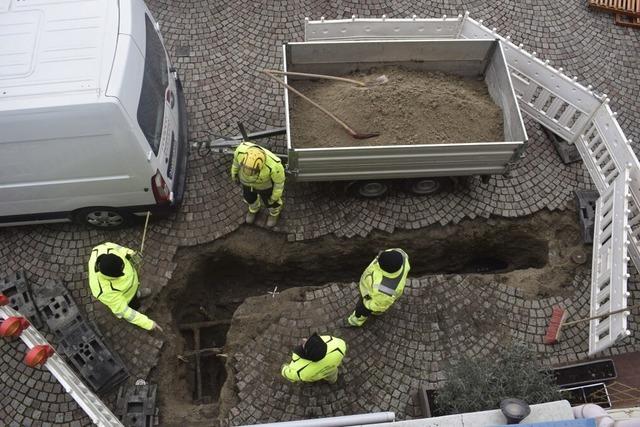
[166,89,175,108]
[151,170,171,204]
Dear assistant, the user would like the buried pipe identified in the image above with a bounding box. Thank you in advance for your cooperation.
[239,412,395,427]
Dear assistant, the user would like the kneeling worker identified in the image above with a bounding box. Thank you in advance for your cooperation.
[348,248,410,327]
[281,333,346,383]
[88,242,162,332]
[231,141,285,227]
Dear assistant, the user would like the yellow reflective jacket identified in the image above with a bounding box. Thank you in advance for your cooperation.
[231,141,285,200]
[88,242,154,330]
[281,336,346,383]
[359,248,410,313]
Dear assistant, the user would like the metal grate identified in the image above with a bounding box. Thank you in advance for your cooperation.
[615,13,640,27]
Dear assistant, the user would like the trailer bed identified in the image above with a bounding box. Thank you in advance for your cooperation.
[282,39,527,182]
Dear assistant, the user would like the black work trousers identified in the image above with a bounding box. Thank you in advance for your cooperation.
[242,185,276,207]
[354,296,374,318]
[129,294,141,310]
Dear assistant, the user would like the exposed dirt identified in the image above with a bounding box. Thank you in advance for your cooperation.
[289,66,504,148]
[147,208,587,426]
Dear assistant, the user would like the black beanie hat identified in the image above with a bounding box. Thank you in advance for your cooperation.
[302,333,327,362]
[98,254,125,278]
[378,250,403,273]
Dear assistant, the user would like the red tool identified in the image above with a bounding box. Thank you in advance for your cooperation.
[544,303,640,344]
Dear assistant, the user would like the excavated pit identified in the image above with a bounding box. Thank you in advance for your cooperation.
[151,209,587,426]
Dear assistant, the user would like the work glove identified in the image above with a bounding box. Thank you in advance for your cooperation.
[231,174,239,185]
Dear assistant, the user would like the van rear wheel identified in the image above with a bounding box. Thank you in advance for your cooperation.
[74,207,133,229]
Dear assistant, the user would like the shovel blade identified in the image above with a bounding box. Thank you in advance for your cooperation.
[364,75,389,87]
[352,132,380,140]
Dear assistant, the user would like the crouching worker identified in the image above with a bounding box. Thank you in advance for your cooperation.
[348,248,410,327]
[231,141,285,228]
[88,242,162,332]
[281,333,346,383]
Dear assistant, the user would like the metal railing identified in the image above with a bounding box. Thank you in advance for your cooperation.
[305,13,639,355]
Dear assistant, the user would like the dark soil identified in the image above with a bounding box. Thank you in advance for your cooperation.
[290,66,504,148]
[148,208,586,426]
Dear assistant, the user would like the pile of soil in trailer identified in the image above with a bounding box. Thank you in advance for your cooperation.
[289,66,504,148]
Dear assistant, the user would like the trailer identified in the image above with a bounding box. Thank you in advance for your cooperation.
[205,35,527,198]
[280,38,528,197]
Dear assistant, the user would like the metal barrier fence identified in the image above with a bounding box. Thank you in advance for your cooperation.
[305,14,639,355]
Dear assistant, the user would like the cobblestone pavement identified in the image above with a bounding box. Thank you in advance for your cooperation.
[227,272,640,425]
[1,0,639,425]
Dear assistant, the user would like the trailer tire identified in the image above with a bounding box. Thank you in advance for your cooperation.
[402,177,451,196]
[348,181,390,198]
[74,207,133,229]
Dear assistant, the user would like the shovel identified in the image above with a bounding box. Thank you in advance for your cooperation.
[263,69,388,88]
[262,70,379,140]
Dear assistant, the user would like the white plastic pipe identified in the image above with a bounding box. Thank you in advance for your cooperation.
[616,420,640,427]
[573,404,640,427]
[573,404,607,419]
[240,412,395,427]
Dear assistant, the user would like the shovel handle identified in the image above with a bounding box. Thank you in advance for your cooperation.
[140,211,150,255]
[262,70,360,138]
[563,302,640,326]
[262,69,366,87]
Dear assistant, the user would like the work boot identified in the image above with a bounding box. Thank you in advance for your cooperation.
[245,211,257,224]
[266,214,280,228]
[137,288,152,299]
[347,311,366,327]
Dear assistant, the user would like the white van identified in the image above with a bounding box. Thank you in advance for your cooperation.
[0,0,188,228]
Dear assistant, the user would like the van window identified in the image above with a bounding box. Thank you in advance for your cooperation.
[137,15,168,155]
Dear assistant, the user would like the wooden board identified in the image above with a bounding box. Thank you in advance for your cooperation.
[589,0,640,17]
[615,13,640,27]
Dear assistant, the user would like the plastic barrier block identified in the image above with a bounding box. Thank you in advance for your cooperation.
[575,190,599,244]
[0,271,43,329]
[117,383,158,427]
[543,126,582,165]
[57,321,128,394]
[31,279,83,336]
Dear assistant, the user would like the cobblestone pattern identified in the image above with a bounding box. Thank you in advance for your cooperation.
[226,271,640,425]
[1,0,639,425]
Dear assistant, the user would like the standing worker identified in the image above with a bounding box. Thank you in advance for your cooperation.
[88,242,162,332]
[231,141,285,227]
[281,333,346,383]
[347,248,410,327]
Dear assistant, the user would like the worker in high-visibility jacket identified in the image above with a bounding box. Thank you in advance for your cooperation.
[347,248,410,327]
[88,242,162,332]
[281,333,346,383]
[231,141,285,227]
